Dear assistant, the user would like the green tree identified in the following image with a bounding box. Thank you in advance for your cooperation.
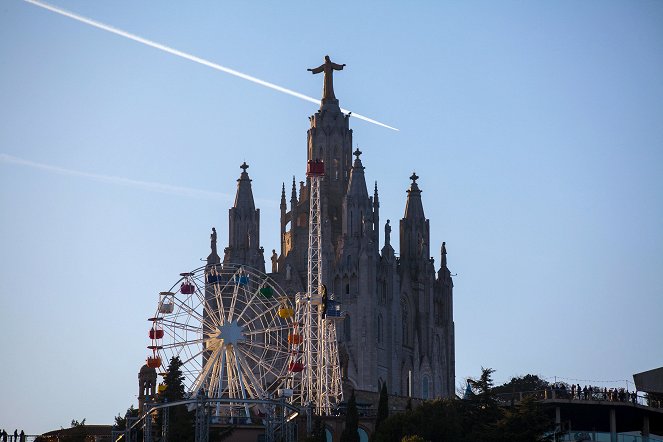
[304,417,327,442]
[159,356,195,442]
[465,368,500,441]
[373,398,464,442]
[341,390,360,442]
[497,396,554,442]
[374,368,554,442]
[373,382,389,438]
[493,374,549,395]
[114,405,138,430]
[493,374,549,404]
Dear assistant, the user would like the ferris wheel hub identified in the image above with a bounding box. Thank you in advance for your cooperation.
[215,320,245,345]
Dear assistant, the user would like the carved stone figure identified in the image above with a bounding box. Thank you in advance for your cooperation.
[385,219,391,246]
[308,55,346,101]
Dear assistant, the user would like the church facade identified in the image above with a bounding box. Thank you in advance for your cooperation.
[209,58,455,400]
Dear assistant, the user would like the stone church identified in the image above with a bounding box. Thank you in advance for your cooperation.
[208,57,455,401]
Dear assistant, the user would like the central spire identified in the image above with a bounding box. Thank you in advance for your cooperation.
[308,55,346,104]
[234,162,255,211]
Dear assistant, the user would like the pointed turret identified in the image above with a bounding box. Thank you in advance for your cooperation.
[224,162,264,271]
[343,149,372,238]
[290,176,298,205]
[280,183,287,213]
[403,172,425,220]
[400,172,430,266]
[234,162,255,212]
[346,149,369,201]
[279,183,287,256]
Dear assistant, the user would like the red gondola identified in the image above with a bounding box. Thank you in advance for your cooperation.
[181,282,195,294]
[306,159,325,177]
[288,361,304,372]
[149,328,164,340]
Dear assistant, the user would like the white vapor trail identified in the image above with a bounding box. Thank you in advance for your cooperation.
[23,0,399,131]
[0,153,253,202]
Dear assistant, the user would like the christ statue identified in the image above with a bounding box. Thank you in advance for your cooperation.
[308,55,346,101]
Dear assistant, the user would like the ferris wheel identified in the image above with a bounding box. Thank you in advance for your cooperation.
[146,264,294,419]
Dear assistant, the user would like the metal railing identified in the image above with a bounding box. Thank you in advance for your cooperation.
[494,389,662,408]
[557,432,663,442]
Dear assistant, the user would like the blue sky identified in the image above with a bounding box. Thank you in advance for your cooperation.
[1,0,662,434]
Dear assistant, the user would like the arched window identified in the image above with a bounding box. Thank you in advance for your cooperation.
[422,375,430,400]
[344,315,351,341]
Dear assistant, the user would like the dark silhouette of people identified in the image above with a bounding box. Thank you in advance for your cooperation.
[13,430,18,442]
[19,431,25,442]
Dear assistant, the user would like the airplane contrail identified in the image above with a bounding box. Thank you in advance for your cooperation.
[0,153,276,206]
[23,0,399,131]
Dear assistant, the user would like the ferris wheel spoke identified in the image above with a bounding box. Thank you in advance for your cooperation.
[231,346,256,420]
[241,339,290,356]
[243,324,291,336]
[210,354,222,394]
[206,283,226,325]
[242,298,274,331]
[162,324,200,349]
[168,294,212,330]
[179,298,219,332]
[179,347,205,367]
[234,285,264,324]
[233,345,263,399]
[226,346,240,400]
[190,344,223,397]
[159,338,204,350]
[160,318,202,334]
[240,305,278,330]
[238,344,286,379]
[214,348,227,398]
[227,281,241,323]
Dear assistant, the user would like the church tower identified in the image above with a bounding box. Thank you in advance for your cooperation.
[224,162,265,272]
[306,56,354,258]
[138,364,157,413]
[214,56,455,402]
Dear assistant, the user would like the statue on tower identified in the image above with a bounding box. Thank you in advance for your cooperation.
[308,55,346,101]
